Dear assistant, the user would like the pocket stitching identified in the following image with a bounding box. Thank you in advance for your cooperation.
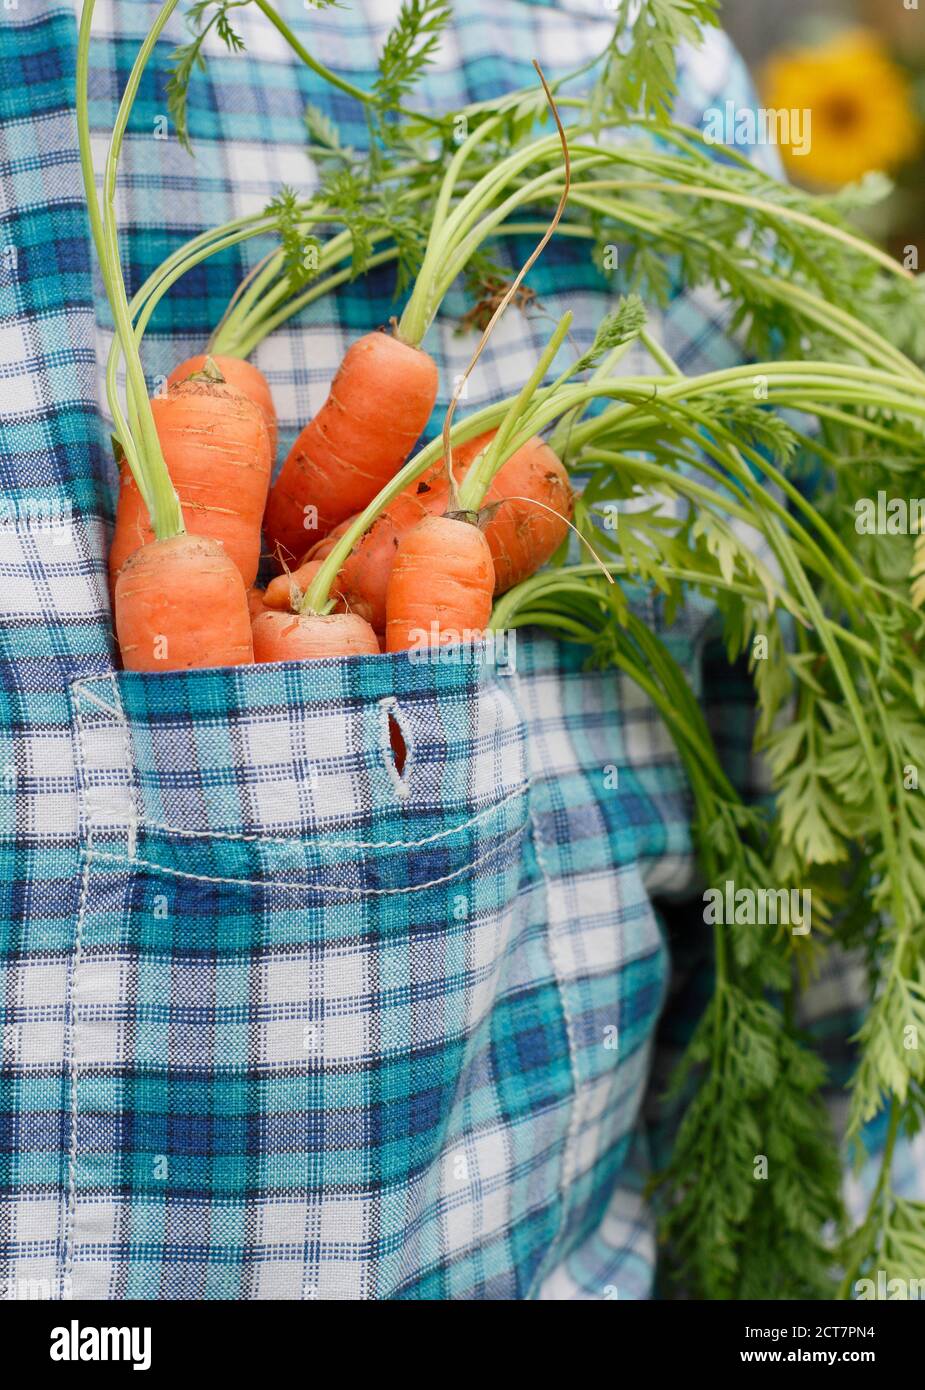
[86,823,528,896]
[73,675,529,851]
[137,780,531,848]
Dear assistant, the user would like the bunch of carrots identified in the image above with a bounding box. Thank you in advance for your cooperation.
[107,298,573,670]
[79,0,575,675]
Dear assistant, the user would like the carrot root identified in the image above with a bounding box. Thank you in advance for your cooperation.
[264,331,438,559]
[385,515,495,653]
[252,608,380,661]
[115,535,254,671]
[109,378,272,588]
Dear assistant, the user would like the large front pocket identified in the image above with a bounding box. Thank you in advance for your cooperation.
[63,653,574,1300]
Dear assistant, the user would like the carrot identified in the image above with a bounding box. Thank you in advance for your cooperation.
[247,586,267,620]
[480,439,573,590]
[294,433,571,633]
[116,535,254,671]
[263,331,438,561]
[385,515,495,652]
[168,354,278,459]
[108,376,272,588]
[252,609,380,661]
[263,559,323,612]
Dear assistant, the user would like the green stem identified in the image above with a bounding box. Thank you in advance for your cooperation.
[78,0,183,538]
[76,0,147,505]
[837,1100,901,1299]
[252,0,389,112]
[211,248,289,355]
[232,250,399,359]
[398,130,567,345]
[457,312,573,511]
[566,177,912,281]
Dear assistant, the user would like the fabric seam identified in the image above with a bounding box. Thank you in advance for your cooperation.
[136,781,531,847]
[84,824,528,896]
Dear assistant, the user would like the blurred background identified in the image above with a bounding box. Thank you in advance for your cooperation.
[723,0,925,255]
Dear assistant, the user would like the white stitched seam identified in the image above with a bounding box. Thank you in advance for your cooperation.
[65,674,135,1298]
[106,673,139,859]
[71,676,137,851]
[519,688,583,1303]
[86,824,528,895]
[70,685,92,849]
[136,781,531,847]
[70,679,121,719]
[63,824,92,1297]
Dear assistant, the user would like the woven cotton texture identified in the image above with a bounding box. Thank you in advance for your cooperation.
[1,0,917,1302]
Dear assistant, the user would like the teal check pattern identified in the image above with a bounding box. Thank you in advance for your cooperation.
[1,0,918,1301]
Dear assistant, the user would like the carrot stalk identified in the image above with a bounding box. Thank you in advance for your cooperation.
[456,312,573,512]
[77,0,184,537]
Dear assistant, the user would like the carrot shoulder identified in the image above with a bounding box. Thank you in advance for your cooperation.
[252,609,380,661]
[168,354,278,459]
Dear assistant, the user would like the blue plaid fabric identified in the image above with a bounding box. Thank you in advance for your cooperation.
[0,0,918,1302]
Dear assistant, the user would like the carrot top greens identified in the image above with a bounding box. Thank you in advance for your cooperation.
[77,0,185,539]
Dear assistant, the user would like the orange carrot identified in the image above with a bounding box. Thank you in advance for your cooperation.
[263,559,323,612]
[263,331,438,561]
[108,377,271,588]
[247,587,267,620]
[115,535,254,671]
[168,354,278,458]
[385,515,495,652]
[252,608,380,661]
[298,433,572,634]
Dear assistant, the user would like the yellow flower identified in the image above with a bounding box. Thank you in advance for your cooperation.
[761,29,920,188]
